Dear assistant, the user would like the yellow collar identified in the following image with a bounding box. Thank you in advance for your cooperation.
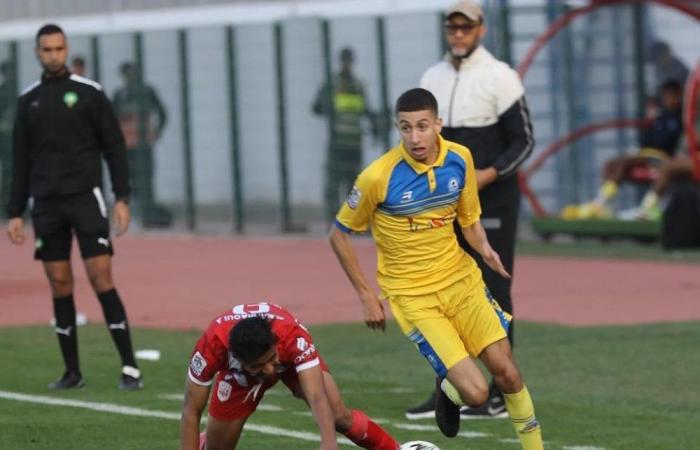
[399,135,448,174]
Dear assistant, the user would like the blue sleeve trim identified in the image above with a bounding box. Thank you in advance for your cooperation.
[333,219,353,234]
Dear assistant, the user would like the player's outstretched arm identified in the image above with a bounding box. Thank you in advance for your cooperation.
[329,224,386,331]
[298,365,339,450]
[461,221,510,279]
[180,377,210,450]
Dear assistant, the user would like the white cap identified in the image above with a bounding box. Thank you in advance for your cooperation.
[446,0,484,22]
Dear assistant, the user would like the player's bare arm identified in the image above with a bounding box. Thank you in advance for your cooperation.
[475,167,498,190]
[113,200,131,236]
[180,377,210,450]
[7,217,25,244]
[461,221,510,279]
[297,365,340,450]
[329,225,386,331]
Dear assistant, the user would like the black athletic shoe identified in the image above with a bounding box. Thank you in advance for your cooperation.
[118,366,143,390]
[48,371,85,390]
[460,392,508,419]
[434,377,460,437]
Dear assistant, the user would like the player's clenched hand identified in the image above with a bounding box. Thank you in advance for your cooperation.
[360,293,386,332]
[7,217,25,245]
[482,246,511,279]
[113,200,131,236]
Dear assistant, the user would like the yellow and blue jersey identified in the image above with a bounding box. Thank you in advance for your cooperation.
[335,135,482,297]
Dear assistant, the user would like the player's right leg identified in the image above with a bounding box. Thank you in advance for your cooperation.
[201,416,246,450]
[33,198,83,389]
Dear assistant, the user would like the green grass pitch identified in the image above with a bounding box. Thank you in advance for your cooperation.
[1,320,699,449]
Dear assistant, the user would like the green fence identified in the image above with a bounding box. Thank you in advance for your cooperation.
[1,3,688,233]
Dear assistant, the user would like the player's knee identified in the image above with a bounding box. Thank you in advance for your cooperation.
[47,274,73,296]
[463,382,489,407]
[86,270,113,292]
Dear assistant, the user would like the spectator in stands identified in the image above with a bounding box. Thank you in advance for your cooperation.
[647,41,689,92]
[563,80,684,220]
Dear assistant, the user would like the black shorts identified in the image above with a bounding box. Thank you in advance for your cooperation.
[31,188,114,261]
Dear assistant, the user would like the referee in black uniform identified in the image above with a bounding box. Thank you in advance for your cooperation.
[406,0,534,424]
[6,24,142,390]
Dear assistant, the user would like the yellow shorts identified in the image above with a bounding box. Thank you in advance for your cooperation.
[389,277,510,378]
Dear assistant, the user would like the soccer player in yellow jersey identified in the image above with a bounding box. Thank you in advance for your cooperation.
[329,88,543,449]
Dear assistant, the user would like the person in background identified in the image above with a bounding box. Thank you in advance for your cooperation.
[313,47,379,224]
[0,59,17,218]
[6,24,142,390]
[112,61,170,228]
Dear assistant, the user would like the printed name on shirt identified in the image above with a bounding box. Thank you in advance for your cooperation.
[294,343,316,364]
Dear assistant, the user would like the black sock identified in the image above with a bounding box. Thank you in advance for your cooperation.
[97,288,137,368]
[53,294,80,375]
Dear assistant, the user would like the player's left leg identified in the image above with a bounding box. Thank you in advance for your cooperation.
[285,368,399,450]
[75,189,141,389]
[479,340,542,450]
[83,254,141,389]
[451,282,542,450]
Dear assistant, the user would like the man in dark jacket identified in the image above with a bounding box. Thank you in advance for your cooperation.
[5,24,142,391]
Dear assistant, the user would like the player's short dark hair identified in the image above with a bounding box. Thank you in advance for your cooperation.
[36,24,65,45]
[659,80,682,95]
[228,317,277,364]
[395,88,438,117]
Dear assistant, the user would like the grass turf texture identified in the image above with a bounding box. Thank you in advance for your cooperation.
[1,321,698,450]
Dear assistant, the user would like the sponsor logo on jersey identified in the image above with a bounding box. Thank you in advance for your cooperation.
[346,185,362,209]
[190,351,207,377]
[401,191,413,203]
[217,380,232,402]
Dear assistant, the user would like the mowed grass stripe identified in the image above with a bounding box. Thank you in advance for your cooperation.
[0,389,355,446]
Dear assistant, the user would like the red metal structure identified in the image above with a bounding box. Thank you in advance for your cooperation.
[516,0,700,217]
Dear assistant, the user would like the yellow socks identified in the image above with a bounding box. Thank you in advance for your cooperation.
[597,180,618,203]
[641,191,659,210]
[503,385,543,450]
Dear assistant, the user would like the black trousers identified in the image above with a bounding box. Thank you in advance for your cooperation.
[456,176,520,319]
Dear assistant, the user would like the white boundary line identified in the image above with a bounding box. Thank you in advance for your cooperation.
[0,390,354,447]
[0,389,606,450]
